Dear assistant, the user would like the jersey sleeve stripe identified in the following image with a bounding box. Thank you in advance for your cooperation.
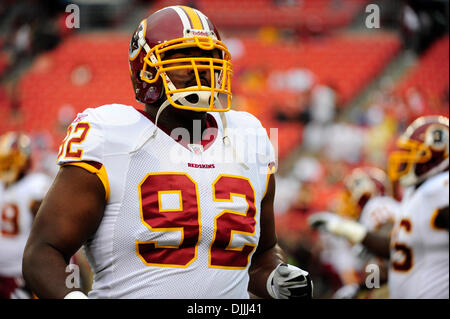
[62,162,110,202]
[262,164,275,200]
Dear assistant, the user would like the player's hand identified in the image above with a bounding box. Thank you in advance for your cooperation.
[307,212,367,244]
[307,211,338,230]
[266,263,313,299]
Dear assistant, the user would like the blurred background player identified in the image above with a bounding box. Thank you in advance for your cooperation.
[308,115,449,298]
[308,166,400,298]
[0,132,51,299]
[387,115,449,298]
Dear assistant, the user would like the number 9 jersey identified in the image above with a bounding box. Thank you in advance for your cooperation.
[57,104,276,299]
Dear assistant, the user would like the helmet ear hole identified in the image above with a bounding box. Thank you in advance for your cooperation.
[427,126,449,151]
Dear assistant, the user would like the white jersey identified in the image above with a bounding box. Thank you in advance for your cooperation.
[388,171,449,299]
[57,104,275,299]
[0,173,52,277]
[359,196,400,232]
[318,232,364,279]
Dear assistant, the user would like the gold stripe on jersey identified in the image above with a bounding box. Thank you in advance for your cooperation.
[62,162,110,201]
[262,165,274,200]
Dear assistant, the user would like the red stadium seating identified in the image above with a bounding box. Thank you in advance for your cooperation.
[0,88,11,133]
[151,0,369,31]
[232,32,401,105]
[6,30,400,159]
[15,33,138,143]
[395,35,449,117]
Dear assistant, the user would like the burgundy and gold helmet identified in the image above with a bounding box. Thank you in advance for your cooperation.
[338,167,390,220]
[0,132,31,185]
[128,5,232,112]
[388,115,449,187]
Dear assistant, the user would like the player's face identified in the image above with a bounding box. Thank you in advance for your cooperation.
[163,47,220,89]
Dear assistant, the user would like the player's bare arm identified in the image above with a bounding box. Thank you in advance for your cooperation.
[308,212,392,259]
[248,174,285,298]
[249,174,313,299]
[22,165,106,299]
[308,167,398,260]
[361,225,392,259]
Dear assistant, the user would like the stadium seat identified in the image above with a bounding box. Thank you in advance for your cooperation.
[395,35,449,117]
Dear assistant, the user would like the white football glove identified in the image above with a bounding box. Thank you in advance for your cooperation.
[64,291,88,299]
[307,212,367,244]
[266,263,313,299]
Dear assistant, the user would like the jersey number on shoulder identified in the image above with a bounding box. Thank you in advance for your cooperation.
[57,122,91,160]
[391,218,413,272]
[136,173,257,269]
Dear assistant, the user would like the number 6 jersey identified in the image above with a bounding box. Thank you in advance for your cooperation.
[388,171,449,299]
[57,104,276,299]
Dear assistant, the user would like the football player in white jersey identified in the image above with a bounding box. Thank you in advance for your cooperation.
[309,115,449,299]
[387,115,449,298]
[308,166,400,298]
[22,6,313,299]
[0,132,51,299]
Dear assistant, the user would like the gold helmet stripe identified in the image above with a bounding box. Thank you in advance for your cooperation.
[193,8,211,32]
[179,5,203,30]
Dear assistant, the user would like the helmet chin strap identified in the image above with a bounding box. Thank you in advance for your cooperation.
[130,90,209,154]
[147,88,213,140]
[129,100,171,154]
[219,111,249,170]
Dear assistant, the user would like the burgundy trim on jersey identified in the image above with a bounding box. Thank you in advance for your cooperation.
[137,109,218,152]
[64,161,103,170]
[84,161,103,170]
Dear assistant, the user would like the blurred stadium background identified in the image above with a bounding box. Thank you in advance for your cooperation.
[0,0,448,298]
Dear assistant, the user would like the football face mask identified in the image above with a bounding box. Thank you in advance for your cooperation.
[387,138,433,184]
[388,116,449,187]
[129,6,233,112]
[338,167,388,220]
[141,36,233,112]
